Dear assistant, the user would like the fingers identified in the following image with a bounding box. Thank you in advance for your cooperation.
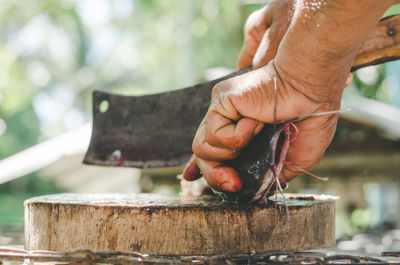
[206,111,263,149]
[192,110,263,161]
[182,155,201,181]
[183,155,242,192]
[238,6,272,69]
[238,1,293,70]
[192,122,239,161]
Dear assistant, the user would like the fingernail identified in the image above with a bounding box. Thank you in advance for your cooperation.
[233,183,241,191]
[220,181,239,192]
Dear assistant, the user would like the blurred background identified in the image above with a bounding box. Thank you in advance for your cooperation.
[0,0,399,254]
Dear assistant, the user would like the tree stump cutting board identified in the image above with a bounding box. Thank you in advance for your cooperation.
[25,193,336,255]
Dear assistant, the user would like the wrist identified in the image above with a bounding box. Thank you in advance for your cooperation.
[271,59,343,110]
[274,0,394,104]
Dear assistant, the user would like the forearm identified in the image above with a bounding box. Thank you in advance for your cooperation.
[275,0,396,103]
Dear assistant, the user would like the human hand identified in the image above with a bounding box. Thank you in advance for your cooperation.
[238,0,294,70]
[182,61,344,192]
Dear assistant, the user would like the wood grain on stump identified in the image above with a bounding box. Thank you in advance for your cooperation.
[25,193,336,255]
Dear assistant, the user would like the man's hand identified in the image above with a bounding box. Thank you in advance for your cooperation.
[182,62,341,192]
[238,0,294,70]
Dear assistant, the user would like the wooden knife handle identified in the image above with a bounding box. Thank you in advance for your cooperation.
[352,15,400,71]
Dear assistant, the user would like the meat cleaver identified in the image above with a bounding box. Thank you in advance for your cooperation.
[83,15,400,168]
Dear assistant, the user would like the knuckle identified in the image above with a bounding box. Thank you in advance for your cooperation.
[225,149,239,160]
[205,130,220,146]
[229,135,246,149]
[244,12,259,32]
[244,5,271,35]
[211,82,227,98]
[205,129,248,150]
[192,140,203,156]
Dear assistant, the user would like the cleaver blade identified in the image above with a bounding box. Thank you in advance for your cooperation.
[83,68,251,168]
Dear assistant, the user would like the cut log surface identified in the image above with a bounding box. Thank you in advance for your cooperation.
[25,193,336,255]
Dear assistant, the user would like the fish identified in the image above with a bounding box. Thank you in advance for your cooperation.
[214,120,292,204]
[214,111,338,205]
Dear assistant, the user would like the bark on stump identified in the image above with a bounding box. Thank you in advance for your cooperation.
[25,193,336,255]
